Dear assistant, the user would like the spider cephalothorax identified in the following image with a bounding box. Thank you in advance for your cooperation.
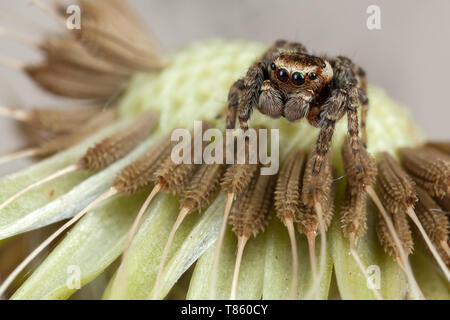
[226,40,369,187]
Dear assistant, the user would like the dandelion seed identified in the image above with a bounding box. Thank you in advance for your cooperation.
[300,150,334,300]
[152,163,225,299]
[399,146,450,198]
[414,187,450,263]
[0,118,173,296]
[0,105,103,135]
[377,152,450,281]
[122,122,214,256]
[0,25,41,48]
[340,181,384,299]
[274,150,306,299]
[210,130,263,299]
[341,137,424,299]
[119,123,214,296]
[0,109,158,211]
[228,171,275,299]
[426,141,450,156]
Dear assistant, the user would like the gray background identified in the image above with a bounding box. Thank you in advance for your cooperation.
[0,0,449,175]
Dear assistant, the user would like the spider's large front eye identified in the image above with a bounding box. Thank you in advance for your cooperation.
[292,72,305,85]
[277,69,289,82]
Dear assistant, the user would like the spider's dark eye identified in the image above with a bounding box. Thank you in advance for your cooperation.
[277,68,289,82]
[270,63,276,70]
[308,72,317,80]
[292,72,305,85]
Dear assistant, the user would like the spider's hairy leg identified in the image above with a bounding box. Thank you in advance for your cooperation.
[310,118,335,193]
[258,80,283,118]
[226,78,245,129]
[261,40,308,65]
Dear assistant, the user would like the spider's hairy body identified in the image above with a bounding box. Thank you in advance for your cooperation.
[226,40,368,187]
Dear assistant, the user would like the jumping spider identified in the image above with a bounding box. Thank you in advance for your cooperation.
[226,40,368,190]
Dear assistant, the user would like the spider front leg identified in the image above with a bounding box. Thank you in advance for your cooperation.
[226,79,245,129]
[308,88,347,193]
[238,61,266,131]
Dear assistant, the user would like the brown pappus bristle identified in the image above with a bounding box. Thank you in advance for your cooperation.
[229,172,276,239]
[426,141,450,156]
[22,0,166,101]
[180,163,226,212]
[376,207,414,259]
[113,132,173,194]
[25,63,128,100]
[155,122,213,194]
[377,152,418,214]
[341,186,368,248]
[28,106,103,135]
[415,187,450,264]
[274,150,306,222]
[35,108,117,157]
[398,146,450,198]
[434,193,450,212]
[41,36,133,78]
[77,109,158,171]
[341,136,377,192]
